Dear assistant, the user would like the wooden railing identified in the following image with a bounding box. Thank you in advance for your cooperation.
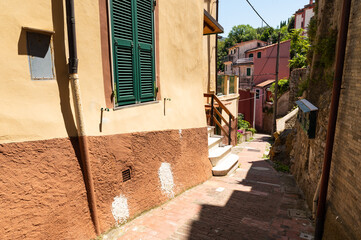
[204,93,236,145]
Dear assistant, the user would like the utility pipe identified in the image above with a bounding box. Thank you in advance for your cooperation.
[65,0,101,235]
[272,32,281,135]
[253,90,256,129]
[314,0,352,239]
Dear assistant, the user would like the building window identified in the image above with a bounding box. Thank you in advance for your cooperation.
[256,89,260,99]
[110,0,155,107]
[229,76,236,94]
[26,31,55,80]
[247,68,251,76]
[257,52,262,58]
[249,53,253,58]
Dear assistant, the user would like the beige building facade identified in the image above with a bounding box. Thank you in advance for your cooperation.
[0,0,221,238]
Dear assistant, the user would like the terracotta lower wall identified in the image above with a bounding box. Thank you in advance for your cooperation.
[0,127,212,239]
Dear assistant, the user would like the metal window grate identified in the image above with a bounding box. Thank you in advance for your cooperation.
[122,168,131,182]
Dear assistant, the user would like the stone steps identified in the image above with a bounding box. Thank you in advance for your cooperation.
[207,126,239,176]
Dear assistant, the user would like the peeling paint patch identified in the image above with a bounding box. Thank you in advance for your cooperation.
[111,195,129,224]
[158,162,175,198]
[179,129,182,138]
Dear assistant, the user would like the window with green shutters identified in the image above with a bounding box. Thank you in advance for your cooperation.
[246,68,251,76]
[110,0,155,107]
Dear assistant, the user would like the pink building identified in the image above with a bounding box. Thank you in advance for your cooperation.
[238,40,291,132]
[294,0,315,36]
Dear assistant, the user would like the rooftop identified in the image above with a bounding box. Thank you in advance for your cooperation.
[246,40,291,53]
[256,79,275,88]
[228,39,267,50]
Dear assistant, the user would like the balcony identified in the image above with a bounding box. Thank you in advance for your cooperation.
[239,77,253,89]
[234,57,253,65]
[223,55,235,63]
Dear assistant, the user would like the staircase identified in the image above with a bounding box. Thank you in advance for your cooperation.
[207,126,239,176]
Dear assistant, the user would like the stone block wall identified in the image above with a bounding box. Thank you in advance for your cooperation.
[289,0,361,239]
[288,68,307,110]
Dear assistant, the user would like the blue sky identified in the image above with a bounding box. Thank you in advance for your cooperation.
[219,0,311,37]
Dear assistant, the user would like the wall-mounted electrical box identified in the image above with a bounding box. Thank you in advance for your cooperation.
[296,99,318,139]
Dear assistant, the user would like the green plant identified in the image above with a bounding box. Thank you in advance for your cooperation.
[270,78,289,98]
[247,128,257,135]
[289,29,310,69]
[273,161,290,173]
[237,132,242,142]
[238,119,250,130]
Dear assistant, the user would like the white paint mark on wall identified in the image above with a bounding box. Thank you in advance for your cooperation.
[158,162,175,198]
[179,129,182,138]
[111,194,129,224]
[216,187,225,192]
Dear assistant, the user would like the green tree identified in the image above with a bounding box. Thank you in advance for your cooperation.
[289,29,310,69]
[217,40,227,71]
[227,24,259,45]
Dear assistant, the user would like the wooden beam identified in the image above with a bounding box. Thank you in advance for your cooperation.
[213,117,228,138]
[214,107,229,126]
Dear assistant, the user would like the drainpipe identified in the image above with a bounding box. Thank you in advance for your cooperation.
[314,0,352,239]
[65,0,100,235]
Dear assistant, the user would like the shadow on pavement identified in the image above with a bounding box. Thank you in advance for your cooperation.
[186,160,308,240]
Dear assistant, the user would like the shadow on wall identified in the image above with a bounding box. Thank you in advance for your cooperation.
[17,1,78,140]
[51,0,78,139]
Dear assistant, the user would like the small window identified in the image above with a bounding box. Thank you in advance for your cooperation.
[249,53,254,58]
[225,65,227,71]
[229,76,235,94]
[26,31,55,80]
[257,52,262,58]
[256,89,260,99]
[247,68,251,76]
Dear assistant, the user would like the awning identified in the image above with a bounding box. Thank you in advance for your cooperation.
[203,10,224,35]
[256,79,275,88]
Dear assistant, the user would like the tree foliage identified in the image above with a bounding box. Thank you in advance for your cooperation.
[289,29,310,69]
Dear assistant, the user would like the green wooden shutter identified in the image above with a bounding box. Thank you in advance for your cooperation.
[110,0,137,106]
[136,0,155,102]
[247,68,251,76]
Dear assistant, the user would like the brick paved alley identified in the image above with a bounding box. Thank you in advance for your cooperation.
[101,134,314,240]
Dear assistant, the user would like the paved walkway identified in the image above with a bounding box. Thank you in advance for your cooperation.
[102,134,314,240]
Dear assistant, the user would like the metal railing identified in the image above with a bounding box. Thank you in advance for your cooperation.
[204,93,236,145]
[222,55,235,62]
[235,57,253,64]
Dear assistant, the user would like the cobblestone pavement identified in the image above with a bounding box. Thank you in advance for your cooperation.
[102,134,314,240]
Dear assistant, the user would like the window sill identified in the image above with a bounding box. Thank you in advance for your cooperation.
[113,100,159,111]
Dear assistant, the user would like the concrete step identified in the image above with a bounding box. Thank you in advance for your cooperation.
[212,153,239,176]
[207,126,215,137]
[208,136,223,150]
[209,145,232,166]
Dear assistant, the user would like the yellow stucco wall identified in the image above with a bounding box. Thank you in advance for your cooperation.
[0,0,207,144]
[202,0,217,94]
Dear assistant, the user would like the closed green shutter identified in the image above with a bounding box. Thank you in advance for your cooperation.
[247,68,251,76]
[136,0,155,102]
[110,0,155,106]
[110,0,137,106]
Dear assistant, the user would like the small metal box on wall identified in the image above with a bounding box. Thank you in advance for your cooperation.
[296,99,318,139]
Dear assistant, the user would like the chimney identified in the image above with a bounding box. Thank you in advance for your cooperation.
[309,0,313,4]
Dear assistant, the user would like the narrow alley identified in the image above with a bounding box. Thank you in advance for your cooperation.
[101,134,314,240]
